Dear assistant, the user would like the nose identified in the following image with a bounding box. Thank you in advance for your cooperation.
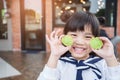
[74,36,85,44]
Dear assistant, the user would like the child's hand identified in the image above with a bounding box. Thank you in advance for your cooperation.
[92,37,115,59]
[46,30,71,58]
[92,37,119,66]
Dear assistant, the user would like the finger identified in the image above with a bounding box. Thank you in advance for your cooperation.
[100,37,114,47]
[55,29,62,39]
[59,34,65,40]
[55,29,61,35]
[50,31,55,40]
[46,34,51,43]
[91,48,102,56]
[64,45,72,52]
[99,37,111,43]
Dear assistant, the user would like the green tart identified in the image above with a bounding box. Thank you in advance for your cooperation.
[90,37,103,50]
[61,35,73,46]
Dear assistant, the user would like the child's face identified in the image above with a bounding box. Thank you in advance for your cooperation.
[67,26,94,60]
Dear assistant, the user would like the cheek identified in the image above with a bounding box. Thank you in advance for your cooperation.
[84,39,90,45]
[85,40,92,50]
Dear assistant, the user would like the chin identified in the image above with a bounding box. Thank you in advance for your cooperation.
[71,52,89,60]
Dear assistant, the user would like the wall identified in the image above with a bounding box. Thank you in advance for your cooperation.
[45,0,53,53]
[117,0,120,57]
[102,27,114,38]
[0,19,13,51]
[11,0,21,51]
[117,0,120,35]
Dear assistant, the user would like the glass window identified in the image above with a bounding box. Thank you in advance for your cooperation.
[0,0,8,39]
[53,0,117,27]
[23,0,45,50]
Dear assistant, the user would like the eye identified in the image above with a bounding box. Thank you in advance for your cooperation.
[85,36,92,39]
[70,34,77,38]
[71,34,77,36]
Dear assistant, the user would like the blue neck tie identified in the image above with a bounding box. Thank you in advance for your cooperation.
[60,53,102,80]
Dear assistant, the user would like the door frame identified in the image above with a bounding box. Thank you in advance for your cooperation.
[20,0,46,51]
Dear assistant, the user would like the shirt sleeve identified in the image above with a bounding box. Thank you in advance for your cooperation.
[107,64,120,80]
[96,60,120,80]
[37,65,59,80]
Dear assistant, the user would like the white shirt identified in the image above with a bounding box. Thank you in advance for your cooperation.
[37,59,120,80]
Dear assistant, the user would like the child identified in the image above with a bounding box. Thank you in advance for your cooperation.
[37,11,120,80]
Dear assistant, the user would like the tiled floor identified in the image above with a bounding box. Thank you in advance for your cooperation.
[0,51,120,80]
[0,51,48,80]
[0,57,21,78]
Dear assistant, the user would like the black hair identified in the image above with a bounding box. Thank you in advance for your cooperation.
[97,17,106,26]
[63,11,100,37]
[60,11,73,22]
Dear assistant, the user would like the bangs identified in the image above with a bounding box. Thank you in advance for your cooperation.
[63,11,100,36]
[65,17,85,32]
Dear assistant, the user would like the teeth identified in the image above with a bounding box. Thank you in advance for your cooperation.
[74,47,84,53]
[75,48,84,51]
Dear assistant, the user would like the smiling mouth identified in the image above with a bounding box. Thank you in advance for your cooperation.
[73,47,86,53]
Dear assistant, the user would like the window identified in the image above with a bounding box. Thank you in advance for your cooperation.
[0,23,8,39]
[53,0,91,27]
[0,0,8,39]
[53,0,117,27]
